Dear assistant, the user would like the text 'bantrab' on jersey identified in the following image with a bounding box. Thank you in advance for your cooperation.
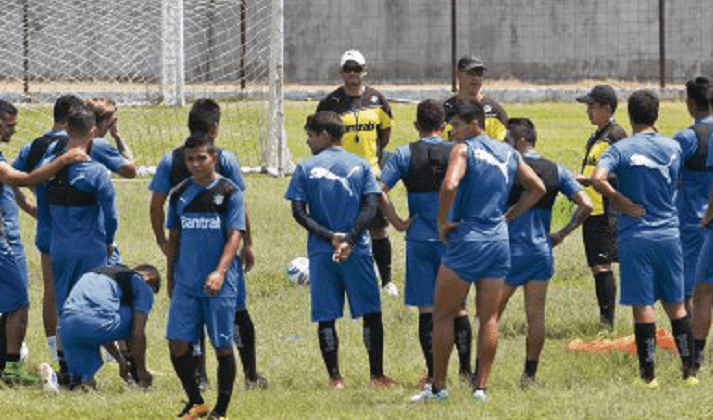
[672,117,713,226]
[443,95,509,141]
[507,151,582,257]
[284,147,381,256]
[317,86,392,176]
[43,160,118,256]
[580,120,627,216]
[597,132,682,237]
[167,176,245,298]
[380,136,455,242]
[149,146,245,195]
[450,135,520,242]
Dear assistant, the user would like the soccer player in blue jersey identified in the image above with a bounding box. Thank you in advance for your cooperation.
[0,100,88,385]
[150,99,266,390]
[286,111,397,389]
[592,89,697,387]
[671,77,713,316]
[380,99,474,385]
[13,95,136,366]
[411,101,545,403]
[59,264,160,389]
[166,133,246,420]
[411,101,545,402]
[498,118,593,386]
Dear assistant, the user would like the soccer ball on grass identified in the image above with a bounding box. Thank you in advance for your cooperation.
[286,257,309,285]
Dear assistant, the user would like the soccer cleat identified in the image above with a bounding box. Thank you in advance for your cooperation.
[683,376,699,387]
[178,402,210,419]
[1,361,41,386]
[370,375,398,387]
[632,377,659,389]
[245,373,269,389]
[382,282,399,297]
[410,388,450,403]
[206,411,227,420]
[328,377,345,389]
[472,388,488,401]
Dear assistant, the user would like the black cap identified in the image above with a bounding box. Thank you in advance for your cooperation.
[457,56,487,72]
[576,85,618,112]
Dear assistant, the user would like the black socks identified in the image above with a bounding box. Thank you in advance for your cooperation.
[671,315,695,378]
[418,313,434,379]
[234,310,258,381]
[372,238,392,287]
[363,312,384,378]
[454,315,472,376]
[214,354,236,416]
[170,352,204,405]
[634,323,656,381]
[318,321,340,379]
[594,271,616,326]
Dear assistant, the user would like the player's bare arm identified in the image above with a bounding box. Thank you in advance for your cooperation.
[240,206,255,273]
[150,192,169,255]
[437,143,467,242]
[0,148,87,187]
[130,311,152,387]
[591,166,645,217]
[548,190,594,247]
[378,186,411,232]
[166,228,180,298]
[108,117,137,179]
[504,159,546,222]
[12,186,36,218]
[205,229,242,297]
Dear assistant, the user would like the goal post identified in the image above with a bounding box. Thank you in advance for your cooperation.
[0,0,291,176]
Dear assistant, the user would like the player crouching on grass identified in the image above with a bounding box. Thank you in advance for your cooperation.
[592,90,697,388]
[498,118,592,387]
[285,111,397,389]
[166,133,246,420]
[58,264,159,390]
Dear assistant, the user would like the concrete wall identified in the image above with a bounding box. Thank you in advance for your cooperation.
[285,0,713,84]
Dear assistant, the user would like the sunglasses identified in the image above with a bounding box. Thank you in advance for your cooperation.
[342,65,364,74]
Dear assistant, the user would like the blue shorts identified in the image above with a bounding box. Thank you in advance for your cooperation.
[309,253,380,322]
[442,238,510,283]
[619,233,684,306]
[695,231,713,286]
[59,306,132,381]
[405,241,445,307]
[52,251,107,316]
[166,292,237,350]
[0,251,29,313]
[505,253,553,286]
[680,224,706,297]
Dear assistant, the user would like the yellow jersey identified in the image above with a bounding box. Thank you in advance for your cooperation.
[580,121,628,215]
[443,95,508,141]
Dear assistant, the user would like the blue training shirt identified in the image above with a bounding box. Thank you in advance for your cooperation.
[509,151,582,256]
[0,150,28,284]
[449,135,520,242]
[167,176,245,298]
[149,148,245,195]
[673,117,713,227]
[597,131,682,237]
[63,270,154,316]
[380,136,451,242]
[285,147,381,256]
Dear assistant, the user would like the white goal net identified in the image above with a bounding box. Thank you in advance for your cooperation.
[0,0,290,175]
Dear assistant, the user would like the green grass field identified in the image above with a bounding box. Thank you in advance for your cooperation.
[5,99,713,419]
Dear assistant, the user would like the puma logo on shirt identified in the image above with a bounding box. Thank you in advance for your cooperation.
[309,166,361,195]
[473,149,512,182]
[630,153,677,184]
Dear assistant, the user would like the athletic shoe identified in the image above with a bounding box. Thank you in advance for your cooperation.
[1,361,41,386]
[683,376,699,387]
[245,374,269,389]
[632,377,659,389]
[370,375,398,387]
[472,388,488,401]
[382,283,399,297]
[328,378,345,389]
[206,411,227,420]
[178,402,210,419]
[410,388,450,403]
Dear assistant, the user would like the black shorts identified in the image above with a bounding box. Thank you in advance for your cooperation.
[582,214,618,267]
[368,206,389,230]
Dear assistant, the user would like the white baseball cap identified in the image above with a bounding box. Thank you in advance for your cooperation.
[340,50,366,67]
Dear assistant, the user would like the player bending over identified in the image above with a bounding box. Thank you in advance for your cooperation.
[592,89,697,387]
[285,111,397,389]
[166,134,246,420]
[411,100,544,403]
[498,118,592,387]
[0,100,87,385]
[59,264,160,389]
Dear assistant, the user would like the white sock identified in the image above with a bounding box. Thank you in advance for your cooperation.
[47,336,58,362]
